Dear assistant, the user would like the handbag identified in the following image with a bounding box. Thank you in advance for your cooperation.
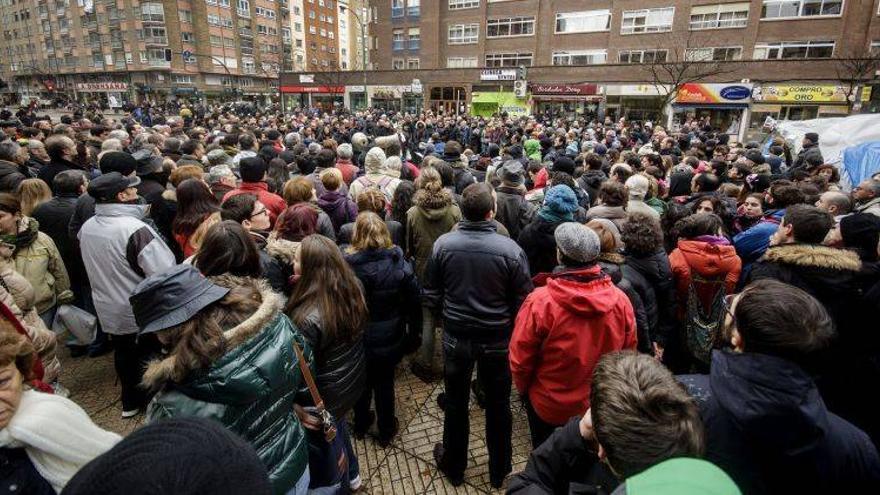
[293,342,349,491]
[52,304,98,344]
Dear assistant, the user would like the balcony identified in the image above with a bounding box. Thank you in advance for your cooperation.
[237,8,250,18]
[146,59,171,68]
[144,36,168,46]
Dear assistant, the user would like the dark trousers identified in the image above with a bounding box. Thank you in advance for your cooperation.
[112,333,159,411]
[524,398,561,449]
[354,357,397,438]
[440,332,512,481]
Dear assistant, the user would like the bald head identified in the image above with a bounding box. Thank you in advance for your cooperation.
[816,191,851,216]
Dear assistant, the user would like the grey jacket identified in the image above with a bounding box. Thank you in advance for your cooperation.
[78,203,176,335]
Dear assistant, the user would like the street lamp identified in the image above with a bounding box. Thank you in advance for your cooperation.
[339,2,368,109]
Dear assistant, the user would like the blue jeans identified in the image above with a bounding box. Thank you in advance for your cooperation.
[286,466,310,495]
[339,418,360,483]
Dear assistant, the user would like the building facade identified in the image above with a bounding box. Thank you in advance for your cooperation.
[279,0,877,137]
[0,0,365,105]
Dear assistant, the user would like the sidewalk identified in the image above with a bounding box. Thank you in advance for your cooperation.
[60,349,530,493]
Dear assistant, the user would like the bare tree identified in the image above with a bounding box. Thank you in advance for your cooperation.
[834,46,880,112]
[640,31,740,116]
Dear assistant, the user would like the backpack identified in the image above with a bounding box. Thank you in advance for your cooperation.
[356,175,394,203]
[684,274,727,366]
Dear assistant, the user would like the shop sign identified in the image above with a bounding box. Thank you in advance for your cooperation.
[280,85,345,94]
[530,84,598,96]
[605,85,664,96]
[299,74,315,83]
[675,83,753,104]
[751,85,852,103]
[347,85,366,92]
[480,69,516,81]
[471,91,529,117]
[75,82,129,92]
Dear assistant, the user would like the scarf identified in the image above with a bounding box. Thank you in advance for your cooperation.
[694,235,730,246]
[0,390,121,493]
[537,206,573,224]
[14,217,39,251]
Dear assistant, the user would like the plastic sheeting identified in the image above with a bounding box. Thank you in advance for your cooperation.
[842,142,880,187]
[774,114,880,189]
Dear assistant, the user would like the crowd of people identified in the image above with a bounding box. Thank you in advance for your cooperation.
[1,101,880,494]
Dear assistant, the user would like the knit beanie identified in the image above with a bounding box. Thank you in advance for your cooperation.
[62,417,272,495]
[553,156,577,176]
[364,147,387,174]
[543,185,579,215]
[840,213,880,262]
[98,151,138,176]
[555,222,601,263]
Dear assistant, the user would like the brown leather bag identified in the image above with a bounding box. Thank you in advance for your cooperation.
[293,342,337,442]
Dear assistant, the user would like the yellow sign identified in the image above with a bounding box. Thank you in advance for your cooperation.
[752,85,856,104]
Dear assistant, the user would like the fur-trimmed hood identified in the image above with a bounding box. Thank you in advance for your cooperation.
[761,244,862,272]
[414,187,454,211]
[265,232,301,266]
[142,275,285,389]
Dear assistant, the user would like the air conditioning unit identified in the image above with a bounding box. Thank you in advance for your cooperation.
[514,79,527,98]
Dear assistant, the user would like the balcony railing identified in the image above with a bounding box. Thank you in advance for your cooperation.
[146,59,170,67]
[144,36,168,46]
[237,8,250,17]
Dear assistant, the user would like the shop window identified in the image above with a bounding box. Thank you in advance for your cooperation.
[621,7,675,34]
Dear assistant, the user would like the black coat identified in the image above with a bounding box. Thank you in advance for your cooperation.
[495,185,536,241]
[518,215,565,278]
[625,250,676,349]
[31,194,86,288]
[507,418,618,495]
[37,158,78,194]
[337,219,404,248]
[137,177,180,261]
[679,351,880,495]
[577,170,607,207]
[0,448,55,495]
[345,246,420,360]
[599,258,651,354]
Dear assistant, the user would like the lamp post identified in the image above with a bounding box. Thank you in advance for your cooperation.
[339,2,368,110]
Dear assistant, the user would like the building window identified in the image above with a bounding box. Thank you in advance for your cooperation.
[393,58,405,69]
[140,2,165,22]
[761,0,843,19]
[552,49,607,65]
[181,32,194,43]
[449,0,479,9]
[407,58,420,69]
[618,49,668,63]
[408,0,420,17]
[487,16,535,37]
[408,27,420,49]
[173,74,194,84]
[621,7,675,34]
[485,52,533,67]
[685,46,743,61]
[142,26,168,44]
[753,40,835,58]
[237,0,250,17]
[555,10,611,33]
[447,56,478,68]
[448,23,479,44]
[179,10,192,23]
[392,0,403,18]
[392,29,404,50]
[690,3,749,29]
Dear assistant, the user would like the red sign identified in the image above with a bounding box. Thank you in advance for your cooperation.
[280,85,345,94]
[529,84,598,96]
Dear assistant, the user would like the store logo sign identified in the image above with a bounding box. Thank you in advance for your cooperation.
[719,86,751,101]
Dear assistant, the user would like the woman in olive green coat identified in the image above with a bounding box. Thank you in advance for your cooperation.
[131,265,313,495]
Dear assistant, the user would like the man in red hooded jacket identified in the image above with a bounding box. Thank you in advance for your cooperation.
[510,222,637,449]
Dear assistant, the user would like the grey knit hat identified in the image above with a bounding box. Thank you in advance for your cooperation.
[555,222,601,263]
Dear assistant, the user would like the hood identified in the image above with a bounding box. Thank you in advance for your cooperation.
[581,169,608,188]
[317,190,348,210]
[94,203,150,220]
[142,275,285,402]
[710,350,829,453]
[346,245,406,269]
[524,139,541,158]
[762,244,861,273]
[589,205,627,220]
[545,266,625,316]
[266,232,301,265]
[677,239,740,278]
[416,203,455,221]
[414,188,453,211]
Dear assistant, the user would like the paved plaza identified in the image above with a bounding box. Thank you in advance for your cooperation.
[61,347,530,494]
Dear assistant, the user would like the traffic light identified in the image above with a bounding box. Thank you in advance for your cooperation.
[517,65,527,81]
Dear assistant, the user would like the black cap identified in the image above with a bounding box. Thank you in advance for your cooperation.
[805,132,820,144]
[553,156,577,175]
[239,156,267,182]
[130,264,230,335]
[744,149,765,165]
[87,172,141,202]
[99,151,139,176]
[132,149,164,176]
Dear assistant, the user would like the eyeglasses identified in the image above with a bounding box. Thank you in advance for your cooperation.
[250,208,268,218]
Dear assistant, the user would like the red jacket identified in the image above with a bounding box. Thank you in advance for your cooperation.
[510,265,637,425]
[222,182,287,225]
[669,238,741,318]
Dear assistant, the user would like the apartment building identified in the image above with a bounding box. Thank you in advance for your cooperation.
[0,0,292,104]
[288,0,876,131]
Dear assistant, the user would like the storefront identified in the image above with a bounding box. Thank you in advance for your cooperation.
[279,85,344,111]
[604,85,665,122]
[345,85,367,111]
[75,82,131,107]
[368,85,424,113]
[749,85,870,131]
[671,83,752,140]
[530,84,602,119]
[428,86,469,115]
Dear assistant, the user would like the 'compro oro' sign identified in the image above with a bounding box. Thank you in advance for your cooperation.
[752,85,849,103]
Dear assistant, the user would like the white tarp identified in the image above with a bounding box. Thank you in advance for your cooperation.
[774,114,880,189]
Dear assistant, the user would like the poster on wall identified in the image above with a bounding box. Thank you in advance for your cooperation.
[471,92,529,117]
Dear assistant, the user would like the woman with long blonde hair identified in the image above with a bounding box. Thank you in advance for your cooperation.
[18,179,51,217]
[345,212,420,447]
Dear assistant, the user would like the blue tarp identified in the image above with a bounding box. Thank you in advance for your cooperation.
[843,141,880,186]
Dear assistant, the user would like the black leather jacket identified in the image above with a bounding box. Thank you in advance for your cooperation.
[423,220,533,339]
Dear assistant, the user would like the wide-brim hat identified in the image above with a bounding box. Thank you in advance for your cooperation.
[130,265,230,335]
